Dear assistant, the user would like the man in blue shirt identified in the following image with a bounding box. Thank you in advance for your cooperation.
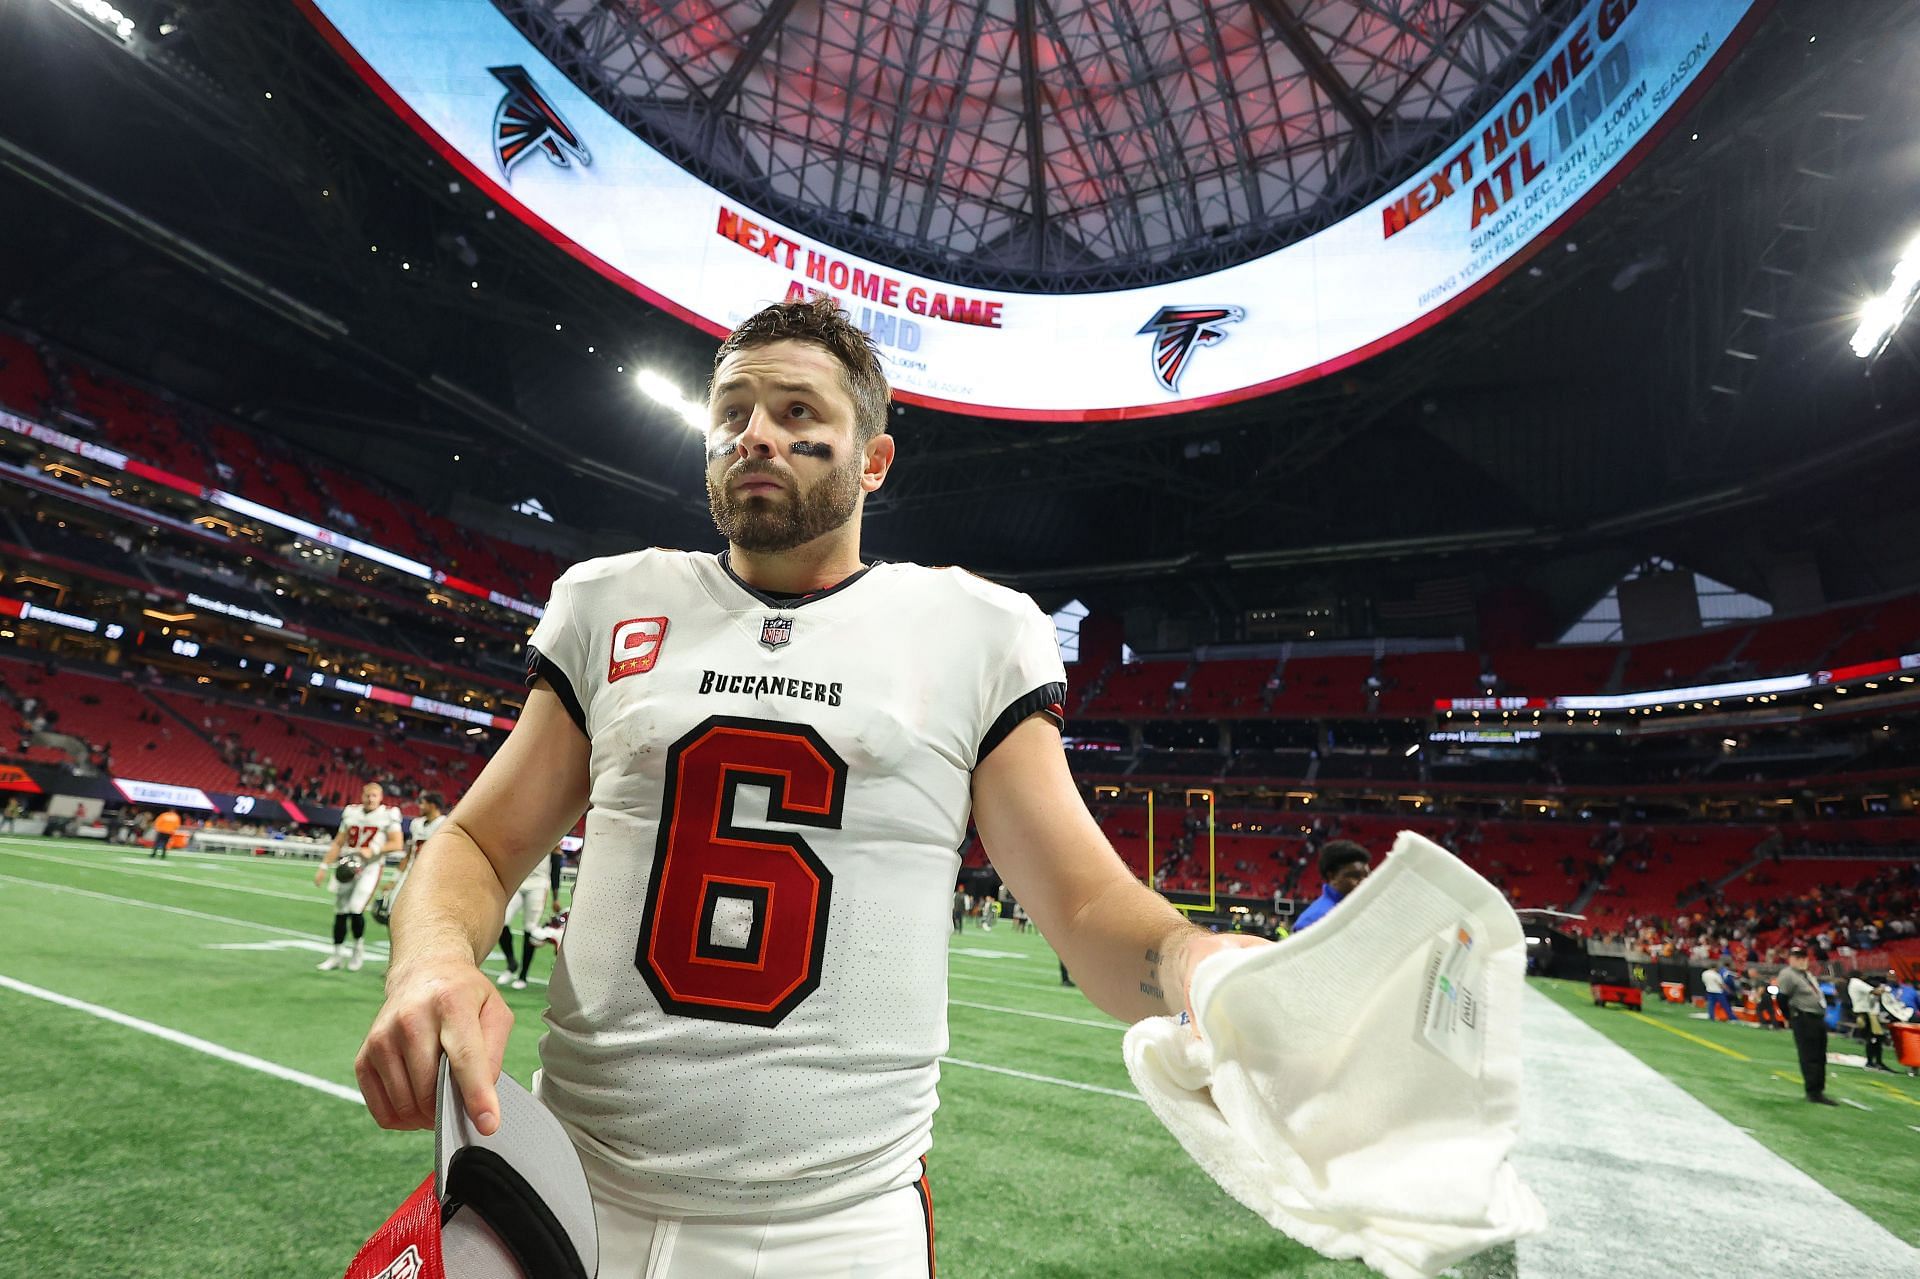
[1293,840,1373,932]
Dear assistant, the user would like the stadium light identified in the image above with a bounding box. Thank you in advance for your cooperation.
[1850,232,1920,360]
[635,370,707,431]
[61,0,134,40]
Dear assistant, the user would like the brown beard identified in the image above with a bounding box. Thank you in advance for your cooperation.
[707,457,862,553]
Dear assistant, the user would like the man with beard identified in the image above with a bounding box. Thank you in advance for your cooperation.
[353,297,1265,1275]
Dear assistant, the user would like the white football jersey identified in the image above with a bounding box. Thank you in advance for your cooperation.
[521,851,561,896]
[408,812,447,858]
[338,803,402,864]
[524,548,1065,1215]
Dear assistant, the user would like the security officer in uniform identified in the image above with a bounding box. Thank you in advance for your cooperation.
[1775,945,1838,1105]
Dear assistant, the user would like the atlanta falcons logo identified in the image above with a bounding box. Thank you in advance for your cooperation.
[489,65,590,180]
[1137,305,1244,393]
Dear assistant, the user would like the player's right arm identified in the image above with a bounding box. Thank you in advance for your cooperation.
[353,682,589,1136]
[313,825,349,888]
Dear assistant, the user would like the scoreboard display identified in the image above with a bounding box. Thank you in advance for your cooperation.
[302,0,1764,420]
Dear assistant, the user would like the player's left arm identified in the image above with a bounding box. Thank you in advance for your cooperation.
[972,717,1269,1023]
[374,819,405,888]
[314,824,349,887]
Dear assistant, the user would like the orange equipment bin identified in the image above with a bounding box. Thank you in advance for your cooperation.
[1893,1022,1920,1072]
[1591,983,1643,1011]
[1660,981,1685,1003]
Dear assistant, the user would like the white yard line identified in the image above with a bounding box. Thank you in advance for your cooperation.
[4,872,1135,1044]
[938,1055,1141,1101]
[0,845,320,903]
[0,872,378,943]
[0,972,362,1103]
[3,836,316,873]
[0,961,1142,1114]
[948,970,1086,996]
[948,998,1122,1031]
[1513,986,1918,1278]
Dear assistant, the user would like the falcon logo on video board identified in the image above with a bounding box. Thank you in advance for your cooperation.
[1137,305,1244,392]
[489,65,590,180]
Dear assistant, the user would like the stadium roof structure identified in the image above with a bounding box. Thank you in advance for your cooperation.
[495,0,1564,291]
[2,0,1920,632]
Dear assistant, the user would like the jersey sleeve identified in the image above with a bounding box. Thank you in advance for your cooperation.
[525,570,591,738]
[975,595,1069,767]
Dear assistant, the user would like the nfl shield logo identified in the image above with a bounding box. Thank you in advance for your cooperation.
[759,616,793,650]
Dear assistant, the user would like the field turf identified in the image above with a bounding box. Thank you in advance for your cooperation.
[1,835,1915,1277]
[0,837,1371,1278]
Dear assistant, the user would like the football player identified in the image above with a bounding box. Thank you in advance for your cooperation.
[315,781,403,972]
[378,790,447,924]
[498,845,565,990]
[354,298,1266,1274]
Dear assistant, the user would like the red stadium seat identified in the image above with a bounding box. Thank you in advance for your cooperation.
[0,331,53,417]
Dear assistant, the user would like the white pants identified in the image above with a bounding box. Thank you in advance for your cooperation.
[506,882,549,929]
[333,862,383,914]
[590,1165,935,1279]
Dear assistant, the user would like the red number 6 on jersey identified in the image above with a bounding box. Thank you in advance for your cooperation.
[637,715,848,1027]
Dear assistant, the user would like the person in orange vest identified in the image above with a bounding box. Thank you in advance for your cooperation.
[149,809,182,860]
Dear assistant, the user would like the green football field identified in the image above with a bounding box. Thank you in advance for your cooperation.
[1,835,1915,1279]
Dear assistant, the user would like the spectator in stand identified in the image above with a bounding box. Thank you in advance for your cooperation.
[1293,840,1372,932]
[1775,946,1838,1105]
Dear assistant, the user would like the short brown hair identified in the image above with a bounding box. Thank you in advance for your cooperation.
[711,296,891,442]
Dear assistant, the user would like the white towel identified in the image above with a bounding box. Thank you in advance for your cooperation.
[1124,831,1547,1279]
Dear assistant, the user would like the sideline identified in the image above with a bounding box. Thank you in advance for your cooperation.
[1515,986,1918,1278]
[1605,1005,1752,1061]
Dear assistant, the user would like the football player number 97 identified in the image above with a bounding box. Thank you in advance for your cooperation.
[636,716,848,1028]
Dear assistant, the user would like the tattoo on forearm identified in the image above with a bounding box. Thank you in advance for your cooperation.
[1140,947,1163,1000]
